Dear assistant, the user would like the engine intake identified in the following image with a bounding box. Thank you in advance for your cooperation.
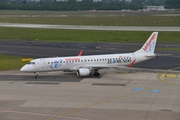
[77,68,90,76]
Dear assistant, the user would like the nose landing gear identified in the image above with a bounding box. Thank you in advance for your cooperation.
[34,72,39,79]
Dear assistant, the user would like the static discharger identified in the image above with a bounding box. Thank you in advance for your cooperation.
[21,58,33,62]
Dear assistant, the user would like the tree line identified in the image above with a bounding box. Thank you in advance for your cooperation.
[0,0,179,10]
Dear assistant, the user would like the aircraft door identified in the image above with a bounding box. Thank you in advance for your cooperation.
[40,59,46,69]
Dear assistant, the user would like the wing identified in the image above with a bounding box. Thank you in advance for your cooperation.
[78,65,180,74]
[78,65,123,70]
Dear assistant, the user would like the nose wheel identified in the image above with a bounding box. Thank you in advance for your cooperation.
[34,72,39,79]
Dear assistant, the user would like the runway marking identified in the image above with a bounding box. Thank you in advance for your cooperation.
[160,73,177,78]
[149,89,161,93]
[0,110,89,120]
[157,73,179,87]
[157,66,180,87]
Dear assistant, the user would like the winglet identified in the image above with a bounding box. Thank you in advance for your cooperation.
[78,50,83,56]
[134,32,158,54]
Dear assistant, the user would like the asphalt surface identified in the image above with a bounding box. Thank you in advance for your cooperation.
[0,23,180,31]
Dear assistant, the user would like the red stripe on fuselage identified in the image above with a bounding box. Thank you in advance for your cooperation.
[128,60,136,67]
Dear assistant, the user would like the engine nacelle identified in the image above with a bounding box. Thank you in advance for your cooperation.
[77,68,90,76]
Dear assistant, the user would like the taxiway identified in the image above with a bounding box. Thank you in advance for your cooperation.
[0,23,180,31]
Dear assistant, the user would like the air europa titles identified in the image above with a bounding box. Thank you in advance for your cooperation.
[65,58,80,61]
[143,33,156,51]
[108,56,131,64]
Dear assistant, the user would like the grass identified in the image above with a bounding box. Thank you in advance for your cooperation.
[0,27,180,42]
[0,10,179,26]
[0,16,179,26]
[0,54,25,71]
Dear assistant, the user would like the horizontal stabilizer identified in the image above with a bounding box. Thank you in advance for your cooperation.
[145,53,156,58]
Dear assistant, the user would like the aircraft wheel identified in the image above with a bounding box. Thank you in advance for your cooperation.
[34,72,39,79]
[94,72,100,77]
[35,75,39,79]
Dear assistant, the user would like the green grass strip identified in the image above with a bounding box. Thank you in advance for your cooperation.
[0,54,25,71]
[0,16,179,26]
[0,27,180,42]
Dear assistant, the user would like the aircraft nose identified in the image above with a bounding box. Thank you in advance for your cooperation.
[20,66,27,72]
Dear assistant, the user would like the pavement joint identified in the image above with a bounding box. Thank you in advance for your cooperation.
[46,70,180,120]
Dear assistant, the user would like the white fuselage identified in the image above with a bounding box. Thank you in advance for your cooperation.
[20,53,152,72]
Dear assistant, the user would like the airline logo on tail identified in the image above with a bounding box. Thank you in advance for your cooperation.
[143,33,156,52]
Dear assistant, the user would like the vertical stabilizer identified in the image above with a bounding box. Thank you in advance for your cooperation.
[134,32,158,54]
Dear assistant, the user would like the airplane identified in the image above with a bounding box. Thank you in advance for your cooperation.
[20,32,158,79]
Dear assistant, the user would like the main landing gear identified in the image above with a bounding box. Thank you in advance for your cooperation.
[93,69,100,77]
[94,72,100,77]
[34,72,39,79]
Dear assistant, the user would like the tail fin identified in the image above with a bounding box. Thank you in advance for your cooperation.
[134,32,158,54]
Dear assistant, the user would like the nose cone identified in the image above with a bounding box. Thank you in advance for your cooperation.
[20,65,27,72]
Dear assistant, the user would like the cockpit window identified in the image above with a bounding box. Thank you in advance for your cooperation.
[27,62,35,65]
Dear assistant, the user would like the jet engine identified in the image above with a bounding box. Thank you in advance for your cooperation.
[77,68,90,76]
